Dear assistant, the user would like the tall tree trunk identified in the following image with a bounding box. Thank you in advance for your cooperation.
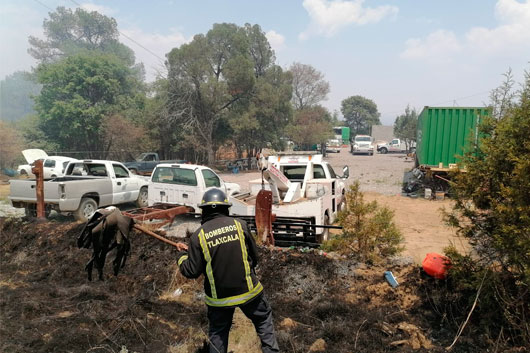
[206,139,215,166]
[247,145,253,171]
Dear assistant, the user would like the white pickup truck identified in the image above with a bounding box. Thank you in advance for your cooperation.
[230,153,349,243]
[9,160,149,221]
[148,163,241,211]
[377,138,415,154]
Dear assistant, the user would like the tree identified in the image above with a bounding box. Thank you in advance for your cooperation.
[393,105,417,151]
[323,181,403,263]
[290,62,330,110]
[245,24,275,77]
[228,64,293,165]
[489,68,517,119]
[341,95,381,136]
[444,70,530,345]
[0,121,24,168]
[28,6,143,77]
[167,23,271,165]
[0,71,41,122]
[16,114,59,153]
[143,78,190,160]
[34,53,144,158]
[286,106,333,150]
[100,114,155,161]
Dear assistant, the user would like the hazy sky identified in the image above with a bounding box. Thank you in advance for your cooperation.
[1,0,529,124]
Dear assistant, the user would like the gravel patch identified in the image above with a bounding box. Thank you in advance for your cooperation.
[0,200,24,218]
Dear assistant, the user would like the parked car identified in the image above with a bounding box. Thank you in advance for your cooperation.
[351,135,375,155]
[17,149,78,179]
[9,160,148,221]
[123,152,186,175]
[325,139,342,153]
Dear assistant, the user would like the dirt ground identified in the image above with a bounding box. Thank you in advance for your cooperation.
[0,218,485,353]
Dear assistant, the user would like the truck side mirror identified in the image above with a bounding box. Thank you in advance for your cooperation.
[342,166,349,179]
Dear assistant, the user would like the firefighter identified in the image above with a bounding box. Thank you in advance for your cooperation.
[177,188,279,353]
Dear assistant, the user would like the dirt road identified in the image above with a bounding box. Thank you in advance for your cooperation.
[220,148,466,263]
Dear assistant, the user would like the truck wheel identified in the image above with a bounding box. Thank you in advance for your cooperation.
[25,205,51,220]
[316,214,330,244]
[380,147,388,154]
[74,198,97,222]
[129,168,138,175]
[25,206,36,220]
[136,187,148,208]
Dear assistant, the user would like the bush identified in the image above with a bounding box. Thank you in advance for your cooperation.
[322,181,403,263]
[443,70,530,347]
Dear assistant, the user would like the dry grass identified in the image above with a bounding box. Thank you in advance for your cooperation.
[159,265,203,305]
[228,309,262,353]
[0,183,10,201]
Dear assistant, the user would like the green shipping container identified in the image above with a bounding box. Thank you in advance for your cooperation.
[416,106,491,168]
[341,127,350,145]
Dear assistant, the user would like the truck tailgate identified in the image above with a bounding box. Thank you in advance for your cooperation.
[9,179,61,203]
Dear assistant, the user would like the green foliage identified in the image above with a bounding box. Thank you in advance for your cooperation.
[28,6,136,67]
[393,105,417,149]
[16,114,59,153]
[34,52,144,158]
[167,22,290,165]
[341,95,381,136]
[229,65,293,156]
[322,181,404,263]
[0,71,41,122]
[286,106,332,150]
[444,70,530,345]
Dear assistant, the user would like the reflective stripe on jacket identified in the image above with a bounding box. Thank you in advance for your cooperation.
[177,214,262,307]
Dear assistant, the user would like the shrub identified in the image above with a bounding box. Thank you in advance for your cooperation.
[322,181,403,263]
[443,70,530,347]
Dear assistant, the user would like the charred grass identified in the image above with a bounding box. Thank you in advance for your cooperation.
[0,218,516,352]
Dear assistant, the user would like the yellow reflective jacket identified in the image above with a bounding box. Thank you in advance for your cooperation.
[177,214,262,307]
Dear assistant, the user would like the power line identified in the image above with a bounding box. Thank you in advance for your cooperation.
[430,90,490,107]
[32,0,53,11]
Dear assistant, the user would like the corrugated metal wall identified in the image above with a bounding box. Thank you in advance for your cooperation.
[416,107,491,168]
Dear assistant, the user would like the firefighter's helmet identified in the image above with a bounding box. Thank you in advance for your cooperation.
[198,188,232,208]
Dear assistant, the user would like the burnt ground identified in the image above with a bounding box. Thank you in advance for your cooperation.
[0,218,521,353]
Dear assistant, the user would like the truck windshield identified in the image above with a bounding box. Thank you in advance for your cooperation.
[136,153,156,161]
[328,165,337,178]
[67,163,107,176]
[355,136,371,142]
[152,167,197,186]
[281,164,326,180]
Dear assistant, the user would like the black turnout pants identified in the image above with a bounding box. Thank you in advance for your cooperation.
[207,294,279,353]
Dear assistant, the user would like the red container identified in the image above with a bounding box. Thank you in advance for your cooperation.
[422,253,451,279]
